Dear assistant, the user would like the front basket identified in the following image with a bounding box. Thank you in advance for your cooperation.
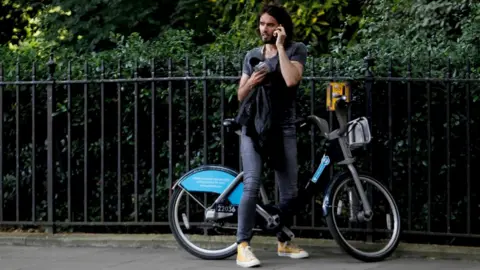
[346,117,372,149]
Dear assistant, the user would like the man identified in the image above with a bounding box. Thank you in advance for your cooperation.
[235,3,308,268]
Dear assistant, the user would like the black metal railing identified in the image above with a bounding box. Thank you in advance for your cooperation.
[0,53,478,245]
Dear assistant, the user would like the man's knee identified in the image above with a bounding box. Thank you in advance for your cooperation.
[242,174,262,199]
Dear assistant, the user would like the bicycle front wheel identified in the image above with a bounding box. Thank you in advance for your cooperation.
[326,174,401,262]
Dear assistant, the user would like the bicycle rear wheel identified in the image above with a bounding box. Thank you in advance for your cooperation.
[168,187,238,260]
[326,174,401,262]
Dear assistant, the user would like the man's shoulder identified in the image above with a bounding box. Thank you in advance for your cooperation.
[286,41,308,66]
[244,46,263,58]
[287,41,307,53]
[241,46,264,76]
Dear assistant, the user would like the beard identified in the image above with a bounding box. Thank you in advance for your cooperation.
[261,34,275,44]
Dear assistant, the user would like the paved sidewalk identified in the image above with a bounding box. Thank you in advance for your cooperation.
[0,245,478,270]
[2,233,480,261]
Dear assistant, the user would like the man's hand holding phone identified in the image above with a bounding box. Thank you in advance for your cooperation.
[248,69,267,88]
[274,24,286,48]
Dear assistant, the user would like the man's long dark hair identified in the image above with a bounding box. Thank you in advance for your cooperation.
[257,4,294,47]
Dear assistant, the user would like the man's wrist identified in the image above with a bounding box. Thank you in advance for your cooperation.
[245,80,254,90]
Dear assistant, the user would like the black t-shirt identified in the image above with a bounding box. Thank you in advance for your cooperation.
[242,42,308,125]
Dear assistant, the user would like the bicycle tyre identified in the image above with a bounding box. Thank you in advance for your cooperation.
[168,187,238,260]
[326,174,401,262]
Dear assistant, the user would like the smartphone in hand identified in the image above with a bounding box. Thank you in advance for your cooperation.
[253,61,270,73]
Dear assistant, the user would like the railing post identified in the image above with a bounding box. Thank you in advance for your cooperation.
[363,52,375,242]
[364,53,375,173]
[0,63,3,223]
[364,53,374,128]
[46,52,56,234]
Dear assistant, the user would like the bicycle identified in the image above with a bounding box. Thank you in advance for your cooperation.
[168,92,401,263]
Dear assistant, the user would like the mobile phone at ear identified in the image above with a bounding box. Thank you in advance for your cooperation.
[273,30,279,40]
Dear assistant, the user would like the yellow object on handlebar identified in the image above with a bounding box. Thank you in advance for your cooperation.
[326,82,351,111]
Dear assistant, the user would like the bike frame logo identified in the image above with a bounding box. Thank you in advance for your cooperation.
[312,154,330,183]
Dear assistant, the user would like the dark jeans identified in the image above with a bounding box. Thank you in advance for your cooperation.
[236,124,298,244]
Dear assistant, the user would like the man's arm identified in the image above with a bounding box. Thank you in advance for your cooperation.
[237,49,268,101]
[237,74,253,101]
[278,43,308,87]
[238,51,254,102]
[237,70,267,101]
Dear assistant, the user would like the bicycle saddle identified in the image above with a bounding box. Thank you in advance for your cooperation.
[222,118,242,135]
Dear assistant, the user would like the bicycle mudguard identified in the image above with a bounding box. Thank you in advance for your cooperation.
[171,165,244,205]
[321,171,351,217]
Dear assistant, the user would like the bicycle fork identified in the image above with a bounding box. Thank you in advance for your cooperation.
[347,164,373,222]
[337,135,373,222]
